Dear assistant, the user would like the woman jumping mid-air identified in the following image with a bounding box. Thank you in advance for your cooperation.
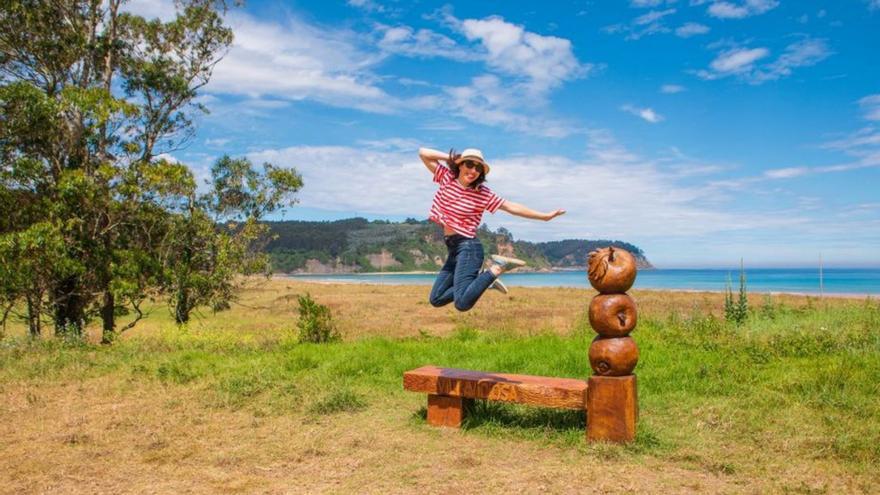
[419,147,566,311]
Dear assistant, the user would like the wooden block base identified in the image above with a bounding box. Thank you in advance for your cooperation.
[587,375,638,443]
[427,394,473,428]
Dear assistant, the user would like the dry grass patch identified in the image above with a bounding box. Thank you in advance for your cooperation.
[0,377,747,494]
[1,280,877,494]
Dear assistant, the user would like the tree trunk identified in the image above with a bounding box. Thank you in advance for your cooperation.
[175,287,190,325]
[26,293,41,338]
[53,277,86,337]
[101,290,115,344]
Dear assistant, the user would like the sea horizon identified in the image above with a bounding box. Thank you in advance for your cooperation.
[286,267,880,296]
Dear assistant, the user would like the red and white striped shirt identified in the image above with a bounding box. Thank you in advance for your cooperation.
[428,164,505,238]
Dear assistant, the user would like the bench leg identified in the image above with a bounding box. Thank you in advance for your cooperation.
[587,375,638,443]
[426,394,472,428]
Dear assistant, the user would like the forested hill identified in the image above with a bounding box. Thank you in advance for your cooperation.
[265,218,652,273]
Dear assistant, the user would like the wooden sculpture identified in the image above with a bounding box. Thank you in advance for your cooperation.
[586,246,639,442]
[403,245,641,443]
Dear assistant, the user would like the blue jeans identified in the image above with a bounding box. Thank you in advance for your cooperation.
[429,234,497,312]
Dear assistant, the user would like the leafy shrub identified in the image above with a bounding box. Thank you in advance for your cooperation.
[297,293,339,343]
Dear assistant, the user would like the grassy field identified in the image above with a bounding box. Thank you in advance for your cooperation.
[1,279,878,494]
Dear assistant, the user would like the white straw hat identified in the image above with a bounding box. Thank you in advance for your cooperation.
[455,148,491,175]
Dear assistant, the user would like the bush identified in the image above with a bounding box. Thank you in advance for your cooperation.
[296,293,339,343]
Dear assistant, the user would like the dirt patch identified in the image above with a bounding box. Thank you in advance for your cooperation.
[301,259,358,274]
[366,249,402,270]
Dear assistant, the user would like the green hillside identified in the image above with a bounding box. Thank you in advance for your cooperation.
[265,218,653,273]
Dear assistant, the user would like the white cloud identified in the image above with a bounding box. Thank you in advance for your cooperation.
[208,13,409,114]
[203,9,586,138]
[711,47,770,72]
[757,152,880,180]
[605,8,677,40]
[675,22,710,37]
[348,0,386,13]
[661,84,686,93]
[822,127,880,157]
[630,0,665,7]
[585,129,640,164]
[697,47,769,79]
[419,120,466,132]
[706,0,779,19]
[764,167,808,179]
[207,11,590,137]
[356,137,422,153]
[204,138,230,147]
[155,153,180,164]
[443,75,580,138]
[246,136,803,242]
[695,39,830,83]
[248,146,441,218]
[621,104,665,123]
[867,0,880,11]
[751,39,832,83]
[455,15,589,94]
[718,120,880,187]
[397,78,431,87]
[858,94,880,121]
[375,24,479,61]
[633,8,677,25]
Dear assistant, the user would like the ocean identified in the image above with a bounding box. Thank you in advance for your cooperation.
[288,268,880,296]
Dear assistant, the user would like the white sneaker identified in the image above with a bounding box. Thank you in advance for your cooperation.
[490,254,527,274]
[489,277,509,294]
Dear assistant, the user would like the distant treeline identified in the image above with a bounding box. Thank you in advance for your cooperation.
[264,218,652,273]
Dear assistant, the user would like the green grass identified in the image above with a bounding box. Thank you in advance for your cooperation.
[1,299,878,473]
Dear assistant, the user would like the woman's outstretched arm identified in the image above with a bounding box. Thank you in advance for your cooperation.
[499,201,566,221]
[418,147,447,175]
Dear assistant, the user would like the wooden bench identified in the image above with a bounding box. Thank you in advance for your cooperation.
[403,365,637,442]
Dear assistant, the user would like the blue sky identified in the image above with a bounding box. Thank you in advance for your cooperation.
[130,0,880,268]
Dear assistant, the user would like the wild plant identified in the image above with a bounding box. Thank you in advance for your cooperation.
[296,293,339,343]
[724,260,748,325]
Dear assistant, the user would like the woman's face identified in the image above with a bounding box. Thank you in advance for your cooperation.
[458,160,484,186]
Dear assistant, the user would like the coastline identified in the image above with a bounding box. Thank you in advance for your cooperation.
[281,275,876,299]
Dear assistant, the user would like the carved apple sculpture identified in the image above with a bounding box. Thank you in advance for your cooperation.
[587,247,637,294]
[589,294,637,337]
[589,335,639,376]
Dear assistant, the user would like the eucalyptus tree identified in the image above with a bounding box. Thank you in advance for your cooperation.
[162,155,302,325]
[0,0,236,341]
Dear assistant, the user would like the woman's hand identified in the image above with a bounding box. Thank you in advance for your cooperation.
[419,147,447,174]
[500,202,566,221]
[543,209,566,221]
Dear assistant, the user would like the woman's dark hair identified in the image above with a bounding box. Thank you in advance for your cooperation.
[446,148,486,189]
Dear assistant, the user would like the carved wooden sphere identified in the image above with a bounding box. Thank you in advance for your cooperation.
[589,336,639,376]
[587,247,637,294]
[589,293,637,337]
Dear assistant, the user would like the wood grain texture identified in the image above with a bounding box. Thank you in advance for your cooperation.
[588,293,638,337]
[427,394,472,427]
[587,375,638,443]
[403,366,588,410]
[587,247,637,294]
[588,335,639,376]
